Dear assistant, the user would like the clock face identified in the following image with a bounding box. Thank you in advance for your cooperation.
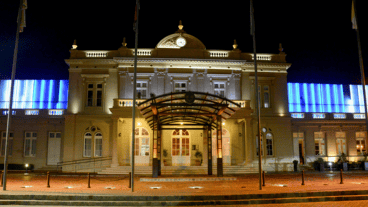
[176,37,186,47]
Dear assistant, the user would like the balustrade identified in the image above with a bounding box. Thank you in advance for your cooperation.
[86,52,108,57]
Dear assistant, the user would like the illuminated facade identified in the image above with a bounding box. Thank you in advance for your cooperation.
[1,23,366,173]
[0,80,68,170]
[289,83,368,165]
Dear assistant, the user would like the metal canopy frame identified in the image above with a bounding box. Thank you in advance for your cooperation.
[137,92,241,178]
[137,92,241,130]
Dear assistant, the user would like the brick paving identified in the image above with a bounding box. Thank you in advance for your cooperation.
[0,171,368,196]
[1,171,368,206]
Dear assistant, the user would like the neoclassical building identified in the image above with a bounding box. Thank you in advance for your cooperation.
[1,22,367,175]
[63,22,292,175]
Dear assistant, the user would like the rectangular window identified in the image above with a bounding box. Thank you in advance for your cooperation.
[291,113,305,118]
[86,83,103,107]
[293,132,304,138]
[25,110,39,115]
[1,131,13,156]
[2,110,16,115]
[136,81,148,99]
[24,132,37,157]
[314,132,325,156]
[95,138,102,157]
[354,114,365,119]
[356,132,366,155]
[266,138,273,155]
[174,82,187,92]
[48,110,63,115]
[334,113,346,119]
[182,138,190,156]
[312,113,325,119]
[172,138,180,156]
[214,82,226,98]
[141,138,149,156]
[263,85,270,108]
[336,132,346,155]
[84,138,92,157]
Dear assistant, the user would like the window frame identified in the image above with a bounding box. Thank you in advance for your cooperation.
[173,81,188,92]
[1,131,13,156]
[314,132,326,156]
[356,131,366,155]
[136,81,148,99]
[213,81,226,98]
[84,132,92,157]
[258,84,271,109]
[24,132,37,157]
[171,129,190,157]
[86,83,104,107]
[265,133,273,156]
[94,132,103,157]
[336,132,347,155]
[263,85,270,108]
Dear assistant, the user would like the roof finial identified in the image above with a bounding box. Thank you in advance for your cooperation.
[122,37,127,47]
[279,43,283,53]
[233,39,238,49]
[72,39,78,50]
[178,20,183,30]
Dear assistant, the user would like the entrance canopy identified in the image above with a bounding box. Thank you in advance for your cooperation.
[137,92,241,130]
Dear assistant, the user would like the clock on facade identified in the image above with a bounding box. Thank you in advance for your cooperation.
[176,37,186,47]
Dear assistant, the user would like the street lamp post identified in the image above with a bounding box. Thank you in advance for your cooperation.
[25,163,29,175]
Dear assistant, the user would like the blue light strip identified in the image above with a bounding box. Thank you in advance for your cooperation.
[287,82,368,113]
[303,83,309,112]
[296,83,301,112]
[0,80,68,109]
[310,83,316,112]
[288,83,294,112]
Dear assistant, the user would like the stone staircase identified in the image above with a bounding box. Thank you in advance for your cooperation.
[99,165,258,175]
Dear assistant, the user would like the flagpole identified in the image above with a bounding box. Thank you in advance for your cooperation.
[352,0,368,147]
[3,0,24,191]
[131,0,140,193]
[250,0,262,190]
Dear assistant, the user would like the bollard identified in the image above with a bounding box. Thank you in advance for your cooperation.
[0,171,3,187]
[262,171,265,186]
[340,169,343,184]
[47,171,50,188]
[302,170,305,185]
[129,172,131,188]
[88,173,91,188]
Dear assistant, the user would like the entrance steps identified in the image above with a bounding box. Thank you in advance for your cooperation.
[99,165,258,175]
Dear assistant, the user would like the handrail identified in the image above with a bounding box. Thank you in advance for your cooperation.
[57,156,112,173]
[57,156,111,165]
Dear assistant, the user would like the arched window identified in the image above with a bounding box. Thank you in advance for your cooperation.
[266,133,273,156]
[95,132,103,157]
[84,132,92,157]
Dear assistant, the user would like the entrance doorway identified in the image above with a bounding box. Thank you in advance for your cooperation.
[212,129,231,165]
[47,132,61,165]
[134,127,150,166]
[172,129,190,166]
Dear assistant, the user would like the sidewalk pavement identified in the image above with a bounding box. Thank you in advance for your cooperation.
[1,171,368,197]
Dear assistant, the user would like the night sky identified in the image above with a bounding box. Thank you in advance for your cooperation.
[1,1,367,85]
